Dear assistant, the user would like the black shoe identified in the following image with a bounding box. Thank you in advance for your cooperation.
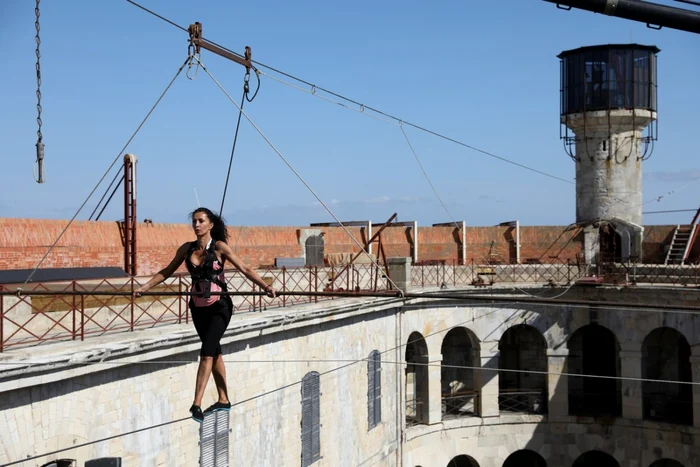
[204,401,232,413]
[190,404,204,423]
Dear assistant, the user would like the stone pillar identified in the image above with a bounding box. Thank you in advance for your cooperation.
[583,226,600,264]
[620,347,643,420]
[547,348,569,420]
[427,354,443,424]
[387,257,412,293]
[567,110,654,228]
[690,346,700,428]
[477,343,500,418]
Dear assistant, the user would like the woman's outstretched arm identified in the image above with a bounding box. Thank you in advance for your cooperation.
[134,242,189,296]
[215,241,276,298]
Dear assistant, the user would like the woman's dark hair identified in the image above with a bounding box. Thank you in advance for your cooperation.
[190,207,229,243]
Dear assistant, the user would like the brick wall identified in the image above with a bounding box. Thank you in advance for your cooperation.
[464,226,583,264]
[314,226,365,256]
[642,224,677,263]
[419,227,456,261]
[0,218,686,276]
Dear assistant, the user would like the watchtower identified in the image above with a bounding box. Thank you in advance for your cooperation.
[558,44,660,263]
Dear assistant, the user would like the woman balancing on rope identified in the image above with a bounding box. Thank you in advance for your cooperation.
[134,207,276,422]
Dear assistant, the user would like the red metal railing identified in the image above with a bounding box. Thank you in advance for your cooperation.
[411,258,700,288]
[598,261,700,286]
[0,264,388,352]
[2,260,698,352]
[411,258,589,288]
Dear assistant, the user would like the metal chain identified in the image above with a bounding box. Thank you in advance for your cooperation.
[35,0,45,183]
[35,0,42,142]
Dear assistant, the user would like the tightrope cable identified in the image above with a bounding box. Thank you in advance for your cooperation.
[2,358,697,387]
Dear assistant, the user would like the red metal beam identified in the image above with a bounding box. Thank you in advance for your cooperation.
[188,22,252,73]
[124,154,137,276]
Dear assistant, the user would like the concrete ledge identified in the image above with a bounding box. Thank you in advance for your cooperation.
[0,294,406,393]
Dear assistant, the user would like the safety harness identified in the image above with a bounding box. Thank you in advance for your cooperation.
[187,239,228,299]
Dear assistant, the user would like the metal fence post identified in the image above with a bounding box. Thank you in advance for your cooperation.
[178,275,183,324]
[130,276,134,332]
[253,283,257,312]
[308,268,313,303]
[81,294,85,341]
[282,267,287,308]
[0,286,4,353]
[72,281,77,340]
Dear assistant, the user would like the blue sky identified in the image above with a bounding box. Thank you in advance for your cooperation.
[1,0,699,227]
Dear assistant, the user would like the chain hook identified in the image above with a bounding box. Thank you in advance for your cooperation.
[243,71,251,95]
[186,22,202,80]
[186,48,201,80]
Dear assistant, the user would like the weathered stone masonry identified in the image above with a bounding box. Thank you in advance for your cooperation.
[0,286,698,467]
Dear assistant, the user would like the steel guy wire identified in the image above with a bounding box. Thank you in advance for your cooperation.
[399,125,504,272]
[596,171,700,220]
[124,0,573,186]
[19,57,191,289]
[398,126,575,301]
[258,70,399,126]
[644,209,698,215]
[259,69,574,185]
[192,55,403,293]
[400,124,457,230]
[88,169,122,220]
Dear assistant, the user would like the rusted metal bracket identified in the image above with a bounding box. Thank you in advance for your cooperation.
[325,213,398,291]
[188,22,252,73]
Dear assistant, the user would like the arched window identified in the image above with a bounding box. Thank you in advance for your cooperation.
[503,449,546,467]
[568,324,621,417]
[648,460,684,467]
[441,327,480,419]
[447,454,480,467]
[498,324,548,414]
[406,332,429,426]
[642,327,692,425]
[41,461,77,467]
[572,450,620,467]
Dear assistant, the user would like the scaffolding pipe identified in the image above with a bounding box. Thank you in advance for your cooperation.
[543,0,700,34]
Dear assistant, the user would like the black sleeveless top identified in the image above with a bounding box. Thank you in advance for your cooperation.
[185,239,227,300]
